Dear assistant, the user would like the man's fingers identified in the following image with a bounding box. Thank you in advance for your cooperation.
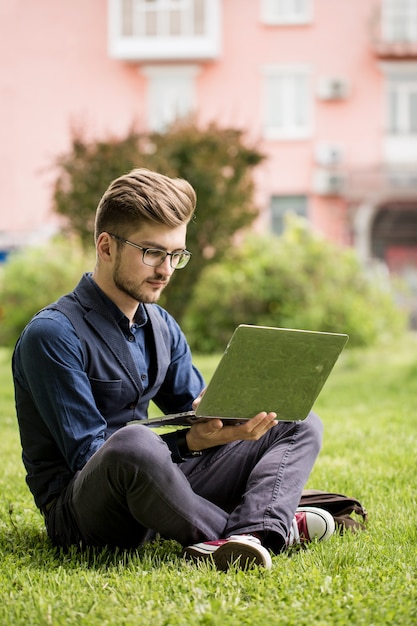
[241,412,278,432]
[187,412,278,451]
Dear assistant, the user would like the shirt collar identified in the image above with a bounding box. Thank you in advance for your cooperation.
[86,273,148,330]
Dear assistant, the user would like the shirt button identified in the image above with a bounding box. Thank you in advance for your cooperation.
[129,403,136,410]
[128,335,135,342]
[141,374,147,381]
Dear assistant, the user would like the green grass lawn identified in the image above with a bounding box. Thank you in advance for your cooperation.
[0,335,416,625]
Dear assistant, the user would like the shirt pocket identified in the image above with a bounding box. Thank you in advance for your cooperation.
[89,377,124,415]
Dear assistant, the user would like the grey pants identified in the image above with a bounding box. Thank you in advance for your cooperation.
[44,412,323,552]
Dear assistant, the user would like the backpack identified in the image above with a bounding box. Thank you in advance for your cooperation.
[299,489,368,532]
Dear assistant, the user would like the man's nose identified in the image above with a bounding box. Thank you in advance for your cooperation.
[158,256,175,275]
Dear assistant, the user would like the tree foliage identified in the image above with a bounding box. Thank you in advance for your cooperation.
[51,121,265,321]
[52,126,142,247]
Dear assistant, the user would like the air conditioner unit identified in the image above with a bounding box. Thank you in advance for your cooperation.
[315,142,345,166]
[317,77,350,101]
[313,169,346,196]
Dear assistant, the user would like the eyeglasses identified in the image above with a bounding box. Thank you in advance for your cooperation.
[109,233,191,269]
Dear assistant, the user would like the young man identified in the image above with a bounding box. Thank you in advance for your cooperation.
[12,168,334,571]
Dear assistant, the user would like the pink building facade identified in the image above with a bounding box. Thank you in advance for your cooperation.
[1,0,417,291]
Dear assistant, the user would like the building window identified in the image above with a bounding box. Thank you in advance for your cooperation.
[382,0,417,43]
[143,65,199,131]
[261,0,313,25]
[387,70,417,134]
[381,63,417,162]
[270,195,308,235]
[108,0,221,60]
[262,66,313,140]
[121,0,205,38]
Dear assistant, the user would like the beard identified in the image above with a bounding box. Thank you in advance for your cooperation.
[112,255,169,304]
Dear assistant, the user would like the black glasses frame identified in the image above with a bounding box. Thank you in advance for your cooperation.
[108,233,191,269]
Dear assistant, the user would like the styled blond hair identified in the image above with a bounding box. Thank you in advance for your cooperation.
[94,168,196,241]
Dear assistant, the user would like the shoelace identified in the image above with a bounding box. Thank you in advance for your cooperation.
[227,534,261,544]
[287,516,301,546]
[202,534,262,548]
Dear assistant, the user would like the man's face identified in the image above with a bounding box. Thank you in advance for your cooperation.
[112,223,188,304]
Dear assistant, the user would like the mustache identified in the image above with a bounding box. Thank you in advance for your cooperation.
[149,273,169,282]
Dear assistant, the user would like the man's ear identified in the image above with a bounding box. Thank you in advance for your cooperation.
[96,232,114,262]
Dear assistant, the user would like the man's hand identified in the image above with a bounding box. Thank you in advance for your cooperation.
[185,411,278,452]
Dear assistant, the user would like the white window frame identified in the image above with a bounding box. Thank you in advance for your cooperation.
[108,0,221,60]
[142,64,199,132]
[262,65,313,140]
[381,62,417,163]
[381,0,417,43]
[382,63,417,134]
[261,0,313,25]
[270,194,308,235]
[388,79,417,134]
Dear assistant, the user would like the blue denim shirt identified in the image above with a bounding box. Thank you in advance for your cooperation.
[12,274,205,508]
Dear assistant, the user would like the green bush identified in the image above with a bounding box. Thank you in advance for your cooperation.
[0,237,94,347]
[182,217,407,353]
[0,220,407,352]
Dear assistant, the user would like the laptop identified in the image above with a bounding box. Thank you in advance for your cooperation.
[140,324,348,427]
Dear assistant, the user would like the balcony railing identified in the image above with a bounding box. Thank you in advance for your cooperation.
[370,4,417,58]
[345,166,417,200]
[108,0,221,61]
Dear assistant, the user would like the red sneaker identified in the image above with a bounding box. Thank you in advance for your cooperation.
[183,534,272,571]
[288,506,335,546]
